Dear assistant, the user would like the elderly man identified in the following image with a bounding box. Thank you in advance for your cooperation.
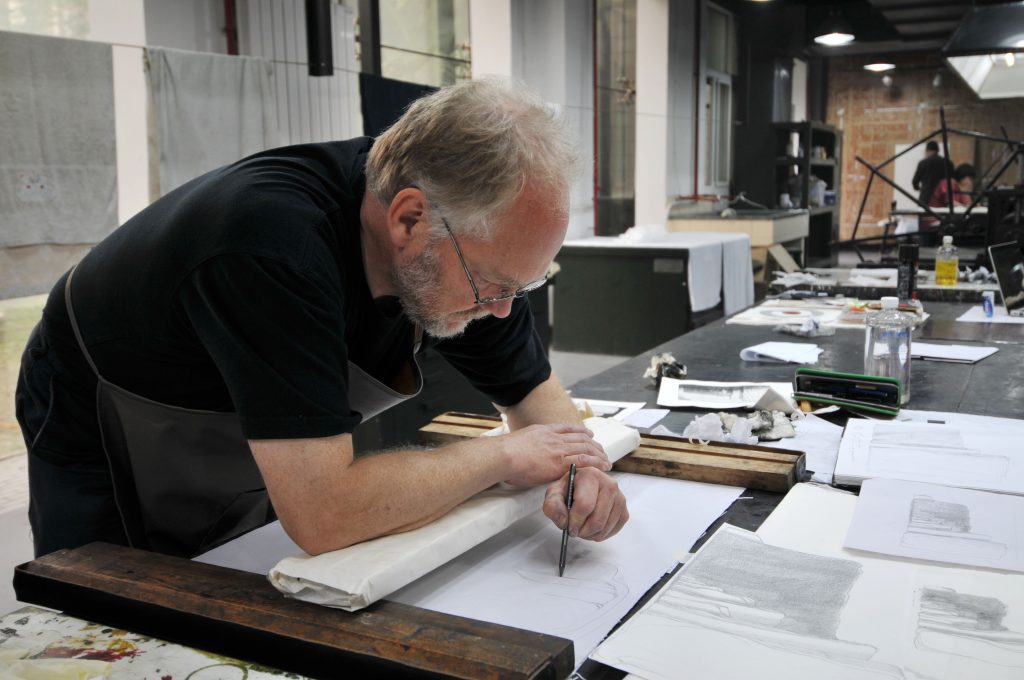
[16,79,628,559]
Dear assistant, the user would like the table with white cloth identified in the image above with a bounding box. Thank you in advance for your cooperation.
[553,232,755,355]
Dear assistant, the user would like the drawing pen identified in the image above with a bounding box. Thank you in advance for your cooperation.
[558,463,577,577]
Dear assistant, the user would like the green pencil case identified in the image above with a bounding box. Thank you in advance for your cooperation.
[792,368,901,417]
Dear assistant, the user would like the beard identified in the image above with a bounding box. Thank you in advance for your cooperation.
[394,240,491,339]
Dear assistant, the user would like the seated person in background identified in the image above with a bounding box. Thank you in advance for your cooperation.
[912,140,955,207]
[921,163,976,232]
[930,163,975,209]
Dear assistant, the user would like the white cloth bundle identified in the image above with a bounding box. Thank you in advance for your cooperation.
[267,417,641,611]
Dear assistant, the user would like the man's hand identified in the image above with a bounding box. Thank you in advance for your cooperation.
[498,423,611,487]
[543,467,628,542]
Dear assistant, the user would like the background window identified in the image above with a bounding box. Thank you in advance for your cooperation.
[378,0,470,87]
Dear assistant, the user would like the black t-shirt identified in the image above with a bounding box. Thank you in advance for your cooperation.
[41,138,551,440]
[913,155,954,204]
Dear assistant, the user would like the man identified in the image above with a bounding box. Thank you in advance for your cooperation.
[16,79,628,559]
[912,140,954,207]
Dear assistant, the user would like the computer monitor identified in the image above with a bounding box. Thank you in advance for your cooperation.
[988,241,1024,317]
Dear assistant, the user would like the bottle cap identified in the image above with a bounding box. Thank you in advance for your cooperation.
[943,235,953,245]
[881,296,899,309]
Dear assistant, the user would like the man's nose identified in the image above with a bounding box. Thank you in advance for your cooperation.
[485,297,515,318]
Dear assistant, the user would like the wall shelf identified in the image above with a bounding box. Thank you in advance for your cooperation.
[772,121,842,268]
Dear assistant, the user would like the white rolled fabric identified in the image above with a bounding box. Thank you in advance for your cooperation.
[267,417,641,610]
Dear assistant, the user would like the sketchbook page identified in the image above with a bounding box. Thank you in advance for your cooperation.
[390,474,743,670]
[833,418,1024,494]
[762,414,843,484]
[844,478,1024,573]
[657,378,796,413]
[911,342,998,363]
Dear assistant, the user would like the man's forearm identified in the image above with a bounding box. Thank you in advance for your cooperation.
[501,374,580,431]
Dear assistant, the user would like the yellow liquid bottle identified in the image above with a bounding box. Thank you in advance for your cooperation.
[935,235,959,287]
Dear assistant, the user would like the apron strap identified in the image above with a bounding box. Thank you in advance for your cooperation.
[413,323,424,354]
[64,266,102,378]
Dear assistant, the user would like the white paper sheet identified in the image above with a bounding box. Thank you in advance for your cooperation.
[657,378,796,413]
[573,398,646,421]
[740,341,823,364]
[957,305,1024,324]
[911,342,998,363]
[758,485,1024,680]
[389,474,743,670]
[763,413,843,483]
[845,478,1024,573]
[621,408,669,429]
[834,418,1024,494]
[593,484,1024,680]
[897,409,1024,428]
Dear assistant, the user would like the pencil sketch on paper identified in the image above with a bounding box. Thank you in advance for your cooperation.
[502,540,630,636]
[916,587,1024,669]
[614,529,903,678]
[861,423,1010,484]
[900,495,1008,560]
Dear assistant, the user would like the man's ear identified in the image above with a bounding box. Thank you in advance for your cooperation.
[386,188,429,250]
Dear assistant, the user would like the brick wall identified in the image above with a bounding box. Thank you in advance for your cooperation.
[827,52,1024,241]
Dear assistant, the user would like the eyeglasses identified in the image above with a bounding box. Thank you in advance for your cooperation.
[442,219,548,305]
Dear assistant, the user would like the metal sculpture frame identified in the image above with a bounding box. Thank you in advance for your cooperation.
[841,107,1024,262]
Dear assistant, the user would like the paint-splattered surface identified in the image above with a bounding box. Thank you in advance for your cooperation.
[0,606,308,679]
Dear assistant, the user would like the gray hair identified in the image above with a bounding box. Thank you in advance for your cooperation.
[366,78,579,239]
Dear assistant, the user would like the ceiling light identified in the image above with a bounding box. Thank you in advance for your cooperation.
[943,2,1024,99]
[814,11,855,47]
[864,63,895,72]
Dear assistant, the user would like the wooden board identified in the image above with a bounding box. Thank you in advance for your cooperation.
[13,542,573,680]
[420,412,805,493]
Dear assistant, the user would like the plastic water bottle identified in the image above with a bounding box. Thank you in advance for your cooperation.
[935,235,959,287]
[864,296,913,405]
[982,291,995,317]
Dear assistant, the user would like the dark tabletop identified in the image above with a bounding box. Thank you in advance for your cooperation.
[569,298,1023,678]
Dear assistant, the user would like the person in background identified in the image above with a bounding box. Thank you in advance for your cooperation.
[920,163,976,234]
[16,79,629,560]
[912,140,954,207]
[930,163,976,209]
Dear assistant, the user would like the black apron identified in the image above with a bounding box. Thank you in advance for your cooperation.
[65,268,423,558]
